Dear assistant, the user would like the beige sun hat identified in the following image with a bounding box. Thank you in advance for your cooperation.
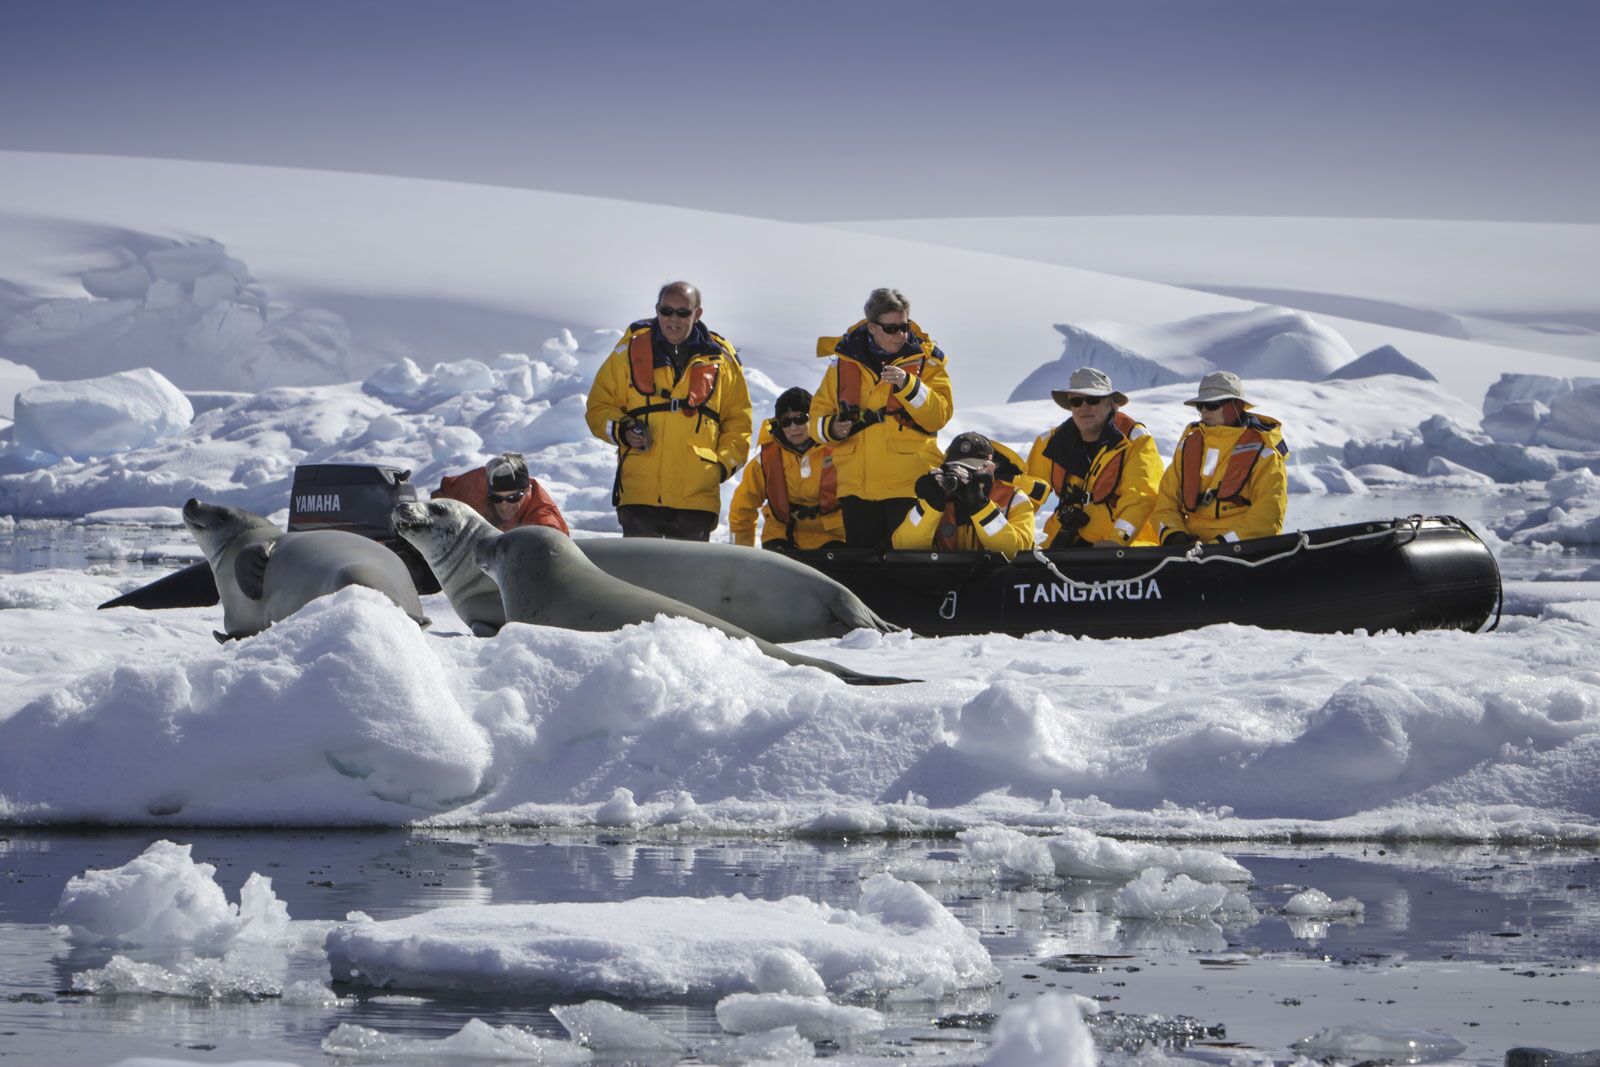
[1051,366,1129,410]
[1184,370,1253,409]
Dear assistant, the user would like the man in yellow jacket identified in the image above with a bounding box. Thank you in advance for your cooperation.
[729,387,846,550]
[893,432,1035,556]
[1152,371,1290,545]
[585,281,752,540]
[1025,367,1162,549]
[813,288,954,549]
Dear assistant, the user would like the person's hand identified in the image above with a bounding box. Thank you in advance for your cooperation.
[881,365,908,388]
[914,471,951,510]
[829,414,853,440]
[1163,530,1199,547]
[623,422,649,450]
[956,469,990,512]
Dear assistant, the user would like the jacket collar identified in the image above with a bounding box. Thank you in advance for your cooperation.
[833,320,925,371]
[632,319,722,364]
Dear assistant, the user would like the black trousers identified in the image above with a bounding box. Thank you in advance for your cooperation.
[616,505,718,541]
[839,496,916,551]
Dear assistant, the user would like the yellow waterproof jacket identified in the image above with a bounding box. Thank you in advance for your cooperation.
[892,479,1036,557]
[811,320,953,501]
[1151,414,1289,543]
[585,320,753,514]
[729,421,846,549]
[1025,413,1162,547]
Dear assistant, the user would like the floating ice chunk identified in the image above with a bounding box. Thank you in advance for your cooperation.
[960,826,1056,880]
[54,841,290,948]
[985,991,1097,1067]
[753,948,827,996]
[595,787,644,827]
[325,875,995,998]
[550,1000,684,1052]
[72,952,283,1000]
[1111,868,1254,921]
[699,1025,815,1064]
[1283,888,1364,918]
[322,1019,590,1062]
[109,1059,301,1067]
[13,368,193,460]
[1291,1020,1466,1063]
[1047,828,1251,884]
[716,992,885,1040]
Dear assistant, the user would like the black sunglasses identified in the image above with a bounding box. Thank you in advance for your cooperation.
[1065,395,1107,409]
[488,490,527,503]
[872,321,910,335]
[656,305,695,319]
[777,414,809,427]
[1195,400,1232,412]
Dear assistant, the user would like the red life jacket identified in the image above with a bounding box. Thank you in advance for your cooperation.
[627,329,719,418]
[1179,424,1267,513]
[936,482,1017,550]
[837,357,926,430]
[760,438,838,526]
[1047,412,1139,507]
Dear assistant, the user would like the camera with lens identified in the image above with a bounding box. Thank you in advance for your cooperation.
[936,462,966,497]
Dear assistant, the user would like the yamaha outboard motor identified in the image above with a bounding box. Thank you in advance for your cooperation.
[287,464,439,593]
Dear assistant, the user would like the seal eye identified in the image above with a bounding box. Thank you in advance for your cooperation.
[428,503,444,514]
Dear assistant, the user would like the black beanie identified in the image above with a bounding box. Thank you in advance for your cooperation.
[486,453,530,493]
[774,387,812,418]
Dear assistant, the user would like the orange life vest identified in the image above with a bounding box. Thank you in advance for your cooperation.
[760,438,838,527]
[936,482,1017,550]
[1179,425,1267,513]
[627,329,719,418]
[837,357,927,431]
[1047,411,1138,506]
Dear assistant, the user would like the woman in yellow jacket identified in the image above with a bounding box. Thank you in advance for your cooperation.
[1151,371,1290,545]
[729,388,847,550]
[892,433,1035,557]
[1024,367,1162,548]
[813,288,953,549]
[584,282,752,540]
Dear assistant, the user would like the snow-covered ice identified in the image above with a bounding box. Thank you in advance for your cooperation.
[984,992,1098,1067]
[714,993,885,1040]
[324,874,994,998]
[1290,1020,1467,1063]
[321,1018,590,1063]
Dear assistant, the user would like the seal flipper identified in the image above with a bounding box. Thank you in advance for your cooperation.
[234,541,275,601]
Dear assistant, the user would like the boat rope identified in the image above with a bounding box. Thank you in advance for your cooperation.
[1027,515,1428,590]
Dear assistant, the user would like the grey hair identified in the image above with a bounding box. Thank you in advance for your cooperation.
[863,287,910,322]
[657,280,701,308]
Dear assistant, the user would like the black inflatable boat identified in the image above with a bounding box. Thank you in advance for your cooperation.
[100,463,1500,640]
[787,515,1501,639]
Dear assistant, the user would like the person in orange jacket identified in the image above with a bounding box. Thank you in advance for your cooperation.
[433,452,569,534]
[729,387,847,550]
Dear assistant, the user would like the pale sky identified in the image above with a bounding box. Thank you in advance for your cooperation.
[2,0,1596,222]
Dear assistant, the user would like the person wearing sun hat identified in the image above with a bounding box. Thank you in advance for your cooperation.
[432,451,570,533]
[1024,366,1162,549]
[891,431,1035,556]
[728,387,847,550]
[1150,370,1289,546]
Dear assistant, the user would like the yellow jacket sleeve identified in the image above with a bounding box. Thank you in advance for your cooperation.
[1151,445,1189,542]
[970,495,1036,557]
[892,358,953,435]
[728,457,766,547]
[811,360,844,444]
[712,359,753,480]
[583,346,633,446]
[891,497,944,550]
[1108,432,1163,544]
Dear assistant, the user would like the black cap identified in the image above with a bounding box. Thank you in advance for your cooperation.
[944,431,994,463]
[774,386,812,417]
[486,452,530,493]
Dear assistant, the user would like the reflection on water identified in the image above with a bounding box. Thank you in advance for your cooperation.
[1,832,1597,1065]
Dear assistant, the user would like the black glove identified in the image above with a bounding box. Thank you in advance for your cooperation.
[1056,505,1090,537]
[956,469,992,512]
[915,471,952,510]
[1163,530,1199,547]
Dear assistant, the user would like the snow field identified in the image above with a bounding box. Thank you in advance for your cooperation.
[2,564,1600,837]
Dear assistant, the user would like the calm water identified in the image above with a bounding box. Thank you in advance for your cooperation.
[0,833,1598,1066]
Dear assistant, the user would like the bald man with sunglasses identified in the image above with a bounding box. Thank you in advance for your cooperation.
[585,281,753,539]
[1151,371,1290,546]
